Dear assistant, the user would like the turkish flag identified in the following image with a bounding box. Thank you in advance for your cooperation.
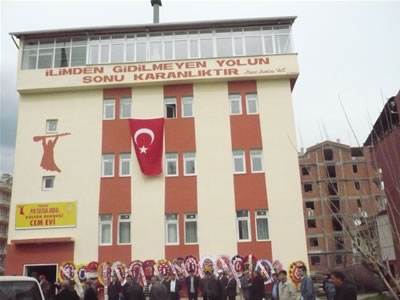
[128,118,164,176]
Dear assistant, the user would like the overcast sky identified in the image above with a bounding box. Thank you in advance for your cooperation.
[1,0,400,175]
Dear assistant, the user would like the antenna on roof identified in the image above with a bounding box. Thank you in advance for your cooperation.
[151,0,162,24]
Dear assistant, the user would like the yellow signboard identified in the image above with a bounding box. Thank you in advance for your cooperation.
[15,202,76,229]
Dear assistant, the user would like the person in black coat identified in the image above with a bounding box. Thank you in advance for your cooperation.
[84,280,98,300]
[185,271,200,300]
[331,271,357,300]
[251,271,265,300]
[122,275,133,300]
[55,280,80,300]
[127,277,145,300]
[218,271,228,300]
[108,275,122,300]
[225,272,237,300]
[168,273,181,300]
[208,274,221,300]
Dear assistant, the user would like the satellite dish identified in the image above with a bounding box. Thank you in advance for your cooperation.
[354,218,362,226]
[361,211,368,218]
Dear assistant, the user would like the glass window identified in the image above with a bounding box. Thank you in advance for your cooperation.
[70,47,87,66]
[264,36,274,54]
[42,176,55,191]
[164,97,177,119]
[189,40,199,58]
[275,35,292,53]
[245,36,263,55]
[184,152,196,176]
[119,153,131,177]
[166,153,178,176]
[111,44,124,63]
[237,210,250,241]
[103,99,115,120]
[136,42,147,61]
[37,49,53,69]
[164,41,173,60]
[100,45,110,63]
[234,37,243,56]
[200,39,213,58]
[22,50,38,69]
[255,210,269,240]
[118,214,131,244]
[54,47,70,68]
[46,119,58,133]
[100,215,112,245]
[311,256,320,265]
[216,37,233,57]
[150,41,162,61]
[175,40,188,59]
[126,43,135,61]
[185,214,198,244]
[250,149,263,173]
[165,214,178,245]
[120,97,132,119]
[229,94,242,115]
[233,150,246,174]
[102,154,114,177]
[182,96,193,117]
[246,93,258,114]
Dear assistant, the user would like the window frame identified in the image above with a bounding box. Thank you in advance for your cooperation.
[46,119,58,133]
[233,150,246,174]
[250,149,264,173]
[164,97,177,119]
[255,210,269,241]
[236,210,251,242]
[184,213,198,245]
[183,152,196,176]
[119,153,131,177]
[103,98,115,120]
[102,154,115,177]
[118,214,131,245]
[181,96,194,118]
[229,94,242,115]
[166,153,178,177]
[120,97,132,119]
[311,255,321,265]
[99,215,113,246]
[245,93,258,114]
[165,213,179,245]
[42,176,55,191]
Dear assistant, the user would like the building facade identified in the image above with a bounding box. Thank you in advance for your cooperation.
[6,17,308,284]
[299,141,385,274]
[364,91,400,276]
[0,174,12,275]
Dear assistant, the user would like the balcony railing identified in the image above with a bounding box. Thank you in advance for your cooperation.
[0,198,10,207]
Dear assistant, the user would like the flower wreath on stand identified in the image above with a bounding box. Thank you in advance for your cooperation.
[288,260,306,286]
[215,255,231,274]
[231,255,244,277]
[143,260,157,280]
[76,263,88,283]
[157,259,172,279]
[58,261,76,283]
[200,256,215,276]
[184,255,199,277]
[272,260,284,274]
[128,260,146,286]
[243,255,258,278]
[255,259,274,284]
[97,261,112,287]
[112,261,128,284]
[171,257,187,278]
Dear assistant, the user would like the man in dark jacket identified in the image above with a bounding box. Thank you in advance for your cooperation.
[185,271,200,300]
[84,280,98,300]
[55,280,80,300]
[331,271,357,300]
[225,272,237,300]
[298,266,315,300]
[150,275,168,300]
[127,277,145,300]
[208,274,221,300]
[251,270,265,300]
[168,273,181,300]
[108,275,122,300]
[218,271,228,300]
[123,275,133,299]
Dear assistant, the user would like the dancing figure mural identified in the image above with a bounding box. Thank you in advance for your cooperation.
[33,133,71,172]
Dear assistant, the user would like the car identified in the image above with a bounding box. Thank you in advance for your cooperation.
[0,276,45,300]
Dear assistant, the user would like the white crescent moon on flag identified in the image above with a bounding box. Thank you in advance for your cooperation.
[134,128,155,145]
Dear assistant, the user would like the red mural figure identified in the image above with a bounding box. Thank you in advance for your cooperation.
[33,133,71,172]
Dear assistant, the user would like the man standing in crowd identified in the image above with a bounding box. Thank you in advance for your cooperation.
[331,271,357,300]
[126,276,145,300]
[278,271,296,300]
[83,280,98,300]
[108,274,122,300]
[240,271,252,300]
[200,271,211,300]
[149,275,168,300]
[323,274,336,300]
[208,273,221,300]
[218,270,228,300]
[143,278,151,300]
[225,272,236,300]
[168,273,181,300]
[55,280,80,300]
[271,273,280,300]
[298,266,315,300]
[185,270,200,300]
[252,270,265,300]
[123,275,133,299]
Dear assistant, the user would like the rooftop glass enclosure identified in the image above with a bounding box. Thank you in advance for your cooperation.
[21,25,293,70]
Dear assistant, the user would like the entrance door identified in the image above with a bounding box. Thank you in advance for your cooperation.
[24,264,58,297]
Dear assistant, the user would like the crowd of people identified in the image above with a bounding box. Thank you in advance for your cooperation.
[31,265,358,300]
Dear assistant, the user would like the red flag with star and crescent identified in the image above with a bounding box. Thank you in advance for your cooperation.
[128,118,164,176]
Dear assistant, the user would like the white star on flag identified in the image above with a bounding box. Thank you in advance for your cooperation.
[139,145,148,154]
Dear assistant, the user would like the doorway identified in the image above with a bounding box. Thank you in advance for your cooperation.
[24,264,58,297]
